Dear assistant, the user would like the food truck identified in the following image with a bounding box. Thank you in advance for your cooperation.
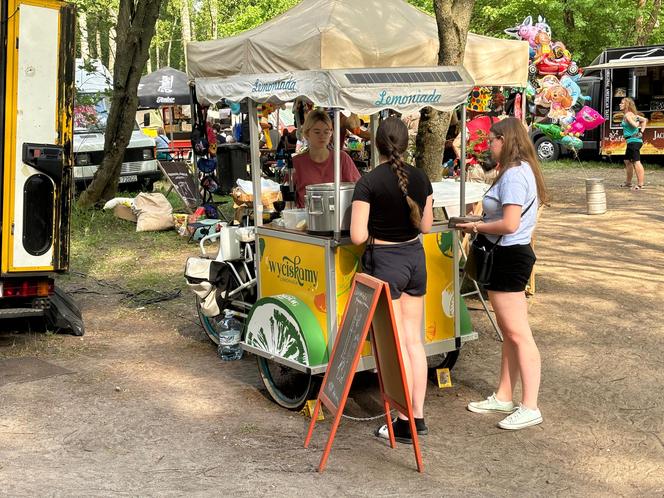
[0,0,82,333]
[581,45,664,157]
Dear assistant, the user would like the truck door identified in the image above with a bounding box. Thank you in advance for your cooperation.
[1,0,75,274]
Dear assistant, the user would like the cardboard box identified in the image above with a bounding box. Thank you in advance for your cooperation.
[113,204,137,222]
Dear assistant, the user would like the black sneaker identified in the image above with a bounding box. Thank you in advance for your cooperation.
[374,417,428,444]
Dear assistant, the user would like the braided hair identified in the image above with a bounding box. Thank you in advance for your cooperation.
[375,117,422,228]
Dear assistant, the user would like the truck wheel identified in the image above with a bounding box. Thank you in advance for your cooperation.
[534,136,560,162]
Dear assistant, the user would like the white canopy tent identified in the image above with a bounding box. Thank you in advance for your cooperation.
[186,0,529,88]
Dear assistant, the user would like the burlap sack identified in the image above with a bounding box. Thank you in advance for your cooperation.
[134,193,174,232]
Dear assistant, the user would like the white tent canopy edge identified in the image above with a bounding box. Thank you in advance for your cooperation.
[194,66,475,115]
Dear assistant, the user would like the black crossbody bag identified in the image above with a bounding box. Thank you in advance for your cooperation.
[464,198,535,286]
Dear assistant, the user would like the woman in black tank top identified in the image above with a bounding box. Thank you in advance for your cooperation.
[350,118,433,444]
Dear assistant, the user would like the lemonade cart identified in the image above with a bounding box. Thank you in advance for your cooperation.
[187,64,485,409]
[184,0,506,409]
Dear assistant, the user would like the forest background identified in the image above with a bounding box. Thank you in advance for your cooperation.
[77,0,664,76]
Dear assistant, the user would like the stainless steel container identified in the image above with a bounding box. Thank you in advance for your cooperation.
[305,182,355,234]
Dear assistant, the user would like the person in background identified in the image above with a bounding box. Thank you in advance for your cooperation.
[350,117,433,444]
[458,117,548,431]
[292,110,361,208]
[155,127,171,160]
[267,123,280,151]
[619,97,647,190]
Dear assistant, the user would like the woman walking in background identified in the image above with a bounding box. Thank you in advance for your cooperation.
[350,117,433,444]
[458,117,548,430]
[618,97,647,190]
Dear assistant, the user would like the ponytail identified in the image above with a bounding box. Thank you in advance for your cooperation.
[388,151,422,229]
[376,117,422,229]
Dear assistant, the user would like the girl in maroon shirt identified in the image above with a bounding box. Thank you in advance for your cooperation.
[292,110,361,208]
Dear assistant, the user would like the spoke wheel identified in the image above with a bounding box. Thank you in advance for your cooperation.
[256,356,319,410]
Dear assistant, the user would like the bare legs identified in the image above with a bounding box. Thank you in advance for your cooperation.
[489,290,541,409]
[390,293,426,419]
[624,159,645,187]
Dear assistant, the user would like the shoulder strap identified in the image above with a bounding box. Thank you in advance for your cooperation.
[521,197,536,218]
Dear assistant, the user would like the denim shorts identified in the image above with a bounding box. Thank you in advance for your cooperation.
[361,239,427,299]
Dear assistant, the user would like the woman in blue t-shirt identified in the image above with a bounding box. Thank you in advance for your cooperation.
[350,117,433,444]
[619,97,647,190]
[458,117,548,431]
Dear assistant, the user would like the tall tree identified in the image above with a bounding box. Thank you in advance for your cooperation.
[636,0,662,44]
[78,0,163,207]
[415,0,475,183]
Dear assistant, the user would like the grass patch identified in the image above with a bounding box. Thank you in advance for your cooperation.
[67,188,199,294]
[542,158,662,171]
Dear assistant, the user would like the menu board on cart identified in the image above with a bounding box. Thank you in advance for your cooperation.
[320,279,376,411]
[304,273,423,473]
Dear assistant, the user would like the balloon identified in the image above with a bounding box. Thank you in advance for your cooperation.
[543,85,573,120]
[533,123,564,141]
[564,106,606,136]
[560,74,591,107]
[560,135,582,151]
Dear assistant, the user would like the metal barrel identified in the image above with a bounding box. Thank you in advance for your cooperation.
[586,178,606,215]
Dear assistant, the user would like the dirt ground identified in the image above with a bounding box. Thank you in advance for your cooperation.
[1,166,663,496]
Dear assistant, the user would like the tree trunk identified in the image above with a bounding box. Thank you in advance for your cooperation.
[562,0,576,31]
[79,10,89,59]
[96,28,103,63]
[415,0,475,184]
[166,16,179,67]
[181,0,192,46]
[637,0,662,44]
[108,10,117,71]
[635,0,648,43]
[209,0,218,39]
[78,0,163,208]
[155,42,160,68]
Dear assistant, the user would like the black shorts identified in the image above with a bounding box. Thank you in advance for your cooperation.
[624,141,643,162]
[361,239,426,299]
[476,235,536,293]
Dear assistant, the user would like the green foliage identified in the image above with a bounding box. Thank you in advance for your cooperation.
[75,0,664,74]
[470,0,664,66]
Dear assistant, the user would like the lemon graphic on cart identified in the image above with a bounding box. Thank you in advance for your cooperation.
[245,294,327,410]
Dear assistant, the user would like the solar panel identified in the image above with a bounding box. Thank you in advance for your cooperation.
[343,70,462,86]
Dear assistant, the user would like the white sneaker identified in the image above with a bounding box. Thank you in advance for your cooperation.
[497,404,543,430]
[467,393,516,414]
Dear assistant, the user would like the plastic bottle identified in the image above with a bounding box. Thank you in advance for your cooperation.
[217,310,243,361]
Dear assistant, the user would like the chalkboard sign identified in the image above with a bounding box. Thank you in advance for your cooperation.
[158,161,199,213]
[304,272,423,473]
[321,279,377,411]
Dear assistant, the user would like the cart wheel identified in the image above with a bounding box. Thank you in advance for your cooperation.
[427,349,460,380]
[197,296,222,345]
[256,356,320,410]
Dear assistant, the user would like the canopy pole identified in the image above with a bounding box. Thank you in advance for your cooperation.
[169,106,175,142]
[370,113,379,170]
[248,100,263,227]
[459,105,467,212]
[333,108,341,240]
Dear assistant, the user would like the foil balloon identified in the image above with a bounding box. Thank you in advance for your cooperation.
[560,135,583,151]
[560,74,591,107]
[533,123,564,141]
[564,106,606,136]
